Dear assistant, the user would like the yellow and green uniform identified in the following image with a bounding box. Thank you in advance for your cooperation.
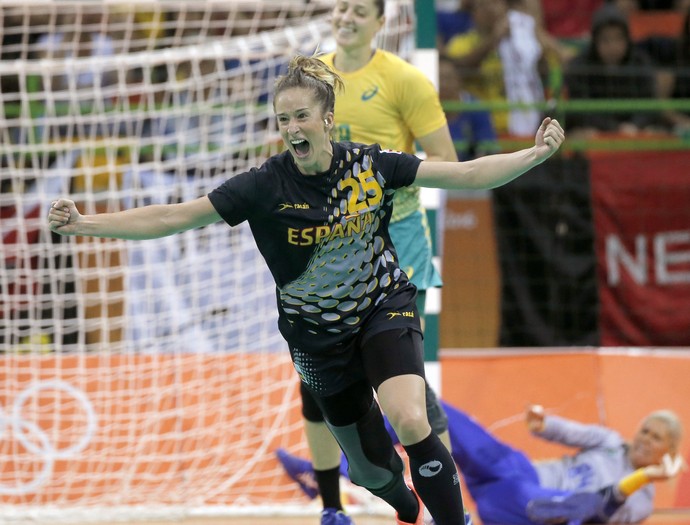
[321,50,444,290]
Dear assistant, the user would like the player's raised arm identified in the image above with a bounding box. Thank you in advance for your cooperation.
[48,196,221,240]
[414,117,564,190]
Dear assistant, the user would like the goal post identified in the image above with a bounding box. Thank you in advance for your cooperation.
[0,0,416,520]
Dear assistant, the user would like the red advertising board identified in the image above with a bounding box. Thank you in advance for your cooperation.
[589,151,690,346]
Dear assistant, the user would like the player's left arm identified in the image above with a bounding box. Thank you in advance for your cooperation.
[588,454,687,522]
[618,453,686,496]
[413,117,564,190]
[524,441,680,525]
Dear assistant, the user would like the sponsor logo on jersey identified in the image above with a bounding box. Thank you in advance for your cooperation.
[361,86,379,101]
[386,310,415,320]
[381,149,404,155]
[279,202,310,211]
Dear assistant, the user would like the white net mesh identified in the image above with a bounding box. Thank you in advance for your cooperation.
[0,0,415,520]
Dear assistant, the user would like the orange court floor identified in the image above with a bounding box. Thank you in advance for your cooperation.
[67,510,690,525]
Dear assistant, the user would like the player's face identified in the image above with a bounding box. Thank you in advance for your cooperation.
[331,0,384,51]
[471,0,507,31]
[595,25,628,66]
[628,417,674,469]
[275,87,334,175]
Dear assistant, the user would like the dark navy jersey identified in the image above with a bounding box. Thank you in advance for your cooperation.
[208,141,422,351]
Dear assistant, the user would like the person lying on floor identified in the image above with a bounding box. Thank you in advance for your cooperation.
[278,400,685,524]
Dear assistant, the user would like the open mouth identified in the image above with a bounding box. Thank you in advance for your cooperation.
[291,139,311,158]
[336,26,356,39]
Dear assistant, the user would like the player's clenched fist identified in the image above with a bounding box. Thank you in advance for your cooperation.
[525,404,546,433]
[535,117,565,157]
[48,198,81,235]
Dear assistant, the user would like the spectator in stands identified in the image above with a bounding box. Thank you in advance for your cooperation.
[436,0,475,48]
[34,13,117,92]
[537,0,604,40]
[508,0,578,97]
[438,57,499,160]
[442,0,547,136]
[657,5,690,132]
[563,3,664,136]
[2,12,57,144]
[33,12,118,142]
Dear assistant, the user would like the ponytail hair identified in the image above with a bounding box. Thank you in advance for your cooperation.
[274,53,344,113]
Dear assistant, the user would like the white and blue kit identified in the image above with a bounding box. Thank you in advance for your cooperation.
[436,403,653,524]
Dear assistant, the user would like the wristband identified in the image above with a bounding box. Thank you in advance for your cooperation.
[618,469,650,497]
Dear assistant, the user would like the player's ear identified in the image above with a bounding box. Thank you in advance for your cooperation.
[378,15,385,32]
[323,113,334,130]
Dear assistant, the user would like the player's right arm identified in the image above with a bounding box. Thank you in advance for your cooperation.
[48,196,221,240]
[528,412,620,449]
[525,404,546,432]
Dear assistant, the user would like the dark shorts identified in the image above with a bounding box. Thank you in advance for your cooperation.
[289,289,424,397]
[300,328,426,425]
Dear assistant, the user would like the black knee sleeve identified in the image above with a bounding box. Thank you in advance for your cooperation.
[325,400,404,490]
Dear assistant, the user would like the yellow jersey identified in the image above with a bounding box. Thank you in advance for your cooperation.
[321,50,447,222]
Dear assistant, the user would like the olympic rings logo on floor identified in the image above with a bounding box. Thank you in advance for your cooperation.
[0,380,98,495]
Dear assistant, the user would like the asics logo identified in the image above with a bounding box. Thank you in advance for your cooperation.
[419,460,443,478]
[361,86,379,101]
